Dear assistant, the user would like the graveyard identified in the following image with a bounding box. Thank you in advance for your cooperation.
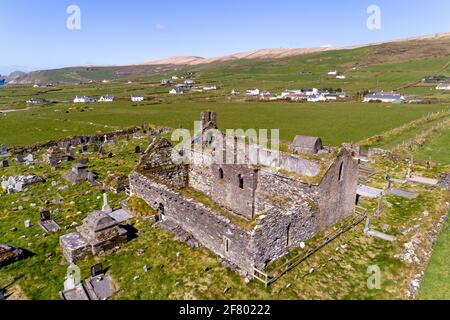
[0,33,449,301]
[0,117,448,300]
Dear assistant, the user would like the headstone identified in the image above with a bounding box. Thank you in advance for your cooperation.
[87,172,96,183]
[40,209,51,221]
[134,146,141,154]
[91,263,103,277]
[25,154,34,163]
[82,145,88,153]
[64,264,81,291]
[104,135,108,144]
[1,144,7,155]
[14,182,23,192]
[93,145,99,152]
[79,158,89,165]
[101,193,112,213]
[17,154,25,163]
[1,160,8,168]
[24,220,31,228]
[108,152,113,158]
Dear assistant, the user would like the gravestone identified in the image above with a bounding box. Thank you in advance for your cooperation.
[82,145,88,153]
[108,152,113,158]
[101,193,112,214]
[87,172,96,183]
[1,160,8,168]
[1,144,7,155]
[91,263,103,277]
[40,209,51,221]
[79,158,89,165]
[134,146,141,154]
[17,154,25,163]
[93,145,99,152]
[25,154,34,163]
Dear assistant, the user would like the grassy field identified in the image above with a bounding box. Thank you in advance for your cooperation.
[0,42,449,300]
[419,212,450,300]
[1,101,449,147]
[414,127,450,164]
[0,136,448,300]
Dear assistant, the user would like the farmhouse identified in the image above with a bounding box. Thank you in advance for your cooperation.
[363,92,405,103]
[307,94,327,102]
[131,94,144,102]
[246,88,260,96]
[203,86,218,91]
[129,112,359,276]
[74,96,97,103]
[99,95,115,102]
[161,79,173,86]
[170,87,185,95]
[436,83,450,90]
[26,98,48,104]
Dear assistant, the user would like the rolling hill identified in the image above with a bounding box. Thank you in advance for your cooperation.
[5,32,450,85]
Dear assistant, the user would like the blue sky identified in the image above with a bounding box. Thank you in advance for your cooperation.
[0,0,449,74]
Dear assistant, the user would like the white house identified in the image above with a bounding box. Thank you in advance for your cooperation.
[436,83,450,90]
[99,95,115,102]
[363,92,405,103]
[169,87,184,95]
[307,95,327,102]
[246,88,260,96]
[27,98,48,104]
[74,96,97,103]
[203,86,218,91]
[131,94,144,102]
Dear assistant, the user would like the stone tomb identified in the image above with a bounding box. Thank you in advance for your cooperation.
[43,147,68,165]
[60,199,129,263]
[0,244,28,267]
[62,164,97,185]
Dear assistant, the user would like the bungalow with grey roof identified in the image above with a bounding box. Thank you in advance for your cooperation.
[363,92,405,103]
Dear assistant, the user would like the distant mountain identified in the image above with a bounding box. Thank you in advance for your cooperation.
[8,32,450,84]
[6,71,27,83]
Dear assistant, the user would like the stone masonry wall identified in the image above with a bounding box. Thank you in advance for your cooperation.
[252,170,320,268]
[129,172,256,274]
[317,149,359,229]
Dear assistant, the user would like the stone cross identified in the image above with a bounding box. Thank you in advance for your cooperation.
[104,135,108,144]
[102,193,112,213]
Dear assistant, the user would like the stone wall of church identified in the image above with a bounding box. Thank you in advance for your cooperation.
[129,172,256,275]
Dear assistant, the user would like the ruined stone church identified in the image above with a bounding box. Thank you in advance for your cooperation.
[129,112,358,276]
